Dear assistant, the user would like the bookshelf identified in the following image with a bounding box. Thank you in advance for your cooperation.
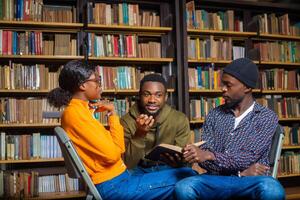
[0,0,87,198]
[182,0,300,199]
[1,0,181,198]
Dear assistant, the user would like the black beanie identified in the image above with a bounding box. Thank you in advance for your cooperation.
[223,58,258,88]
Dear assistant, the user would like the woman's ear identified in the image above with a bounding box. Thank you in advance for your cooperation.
[79,83,86,91]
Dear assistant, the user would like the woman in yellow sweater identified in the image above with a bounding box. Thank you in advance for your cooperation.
[47,60,197,200]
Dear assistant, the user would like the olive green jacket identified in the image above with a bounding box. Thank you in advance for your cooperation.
[120,103,191,169]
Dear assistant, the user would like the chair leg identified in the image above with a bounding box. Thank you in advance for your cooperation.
[86,194,94,200]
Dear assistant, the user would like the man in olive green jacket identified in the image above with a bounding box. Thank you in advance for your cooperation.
[120,73,191,170]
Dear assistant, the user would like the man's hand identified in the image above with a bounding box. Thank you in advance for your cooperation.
[240,163,270,176]
[134,114,155,138]
[182,144,215,164]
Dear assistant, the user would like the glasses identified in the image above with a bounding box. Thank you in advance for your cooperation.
[84,78,102,87]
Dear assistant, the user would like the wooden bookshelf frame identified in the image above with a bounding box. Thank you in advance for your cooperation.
[0,123,60,128]
[0,158,64,164]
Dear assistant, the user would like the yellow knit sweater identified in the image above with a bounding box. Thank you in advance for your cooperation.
[61,99,126,184]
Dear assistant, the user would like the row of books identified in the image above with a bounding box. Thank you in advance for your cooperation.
[93,97,136,124]
[88,2,160,27]
[188,65,222,90]
[95,65,156,90]
[186,1,241,31]
[260,69,300,90]
[254,41,300,63]
[0,0,43,22]
[0,132,62,160]
[0,30,78,56]
[88,33,161,58]
[279,151,300,175]
[0,63,60,90]
[0,98,61,124]
[0,0,76,23]
[257,96,300,119]
[283,125,300,146]
[257,13,300,36]
[187,36,232,60]
[0,171,80,198]
[190,97,224,120]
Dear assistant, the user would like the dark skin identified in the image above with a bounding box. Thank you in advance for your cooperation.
[183,73,269,175]
[134,81,183,167]
[73,73,115,115]
[134,81,167,138]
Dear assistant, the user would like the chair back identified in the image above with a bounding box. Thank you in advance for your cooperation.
[269,125,284,178]
[54,127,102,200]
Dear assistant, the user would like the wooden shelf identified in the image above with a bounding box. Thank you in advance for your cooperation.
[259,33,300,41]
[190,119,204,124]
[0,89,50,94]
[0,20,83,31]
[189,89,222,93]
[88,57,173,63]
[260,61,300,66]
[28,191,86,199]
[87,24,172,35]
[102,88,175,94]
[282,146,300,150]
[188,29,256,37]
[0,158,64,164]
[279,118,300,122]
[0,55,84,60]
[0,123,60,128]
[188,59,231,64]
[285,187,300,200]
[261,90,300,94]
[278,173,300,178]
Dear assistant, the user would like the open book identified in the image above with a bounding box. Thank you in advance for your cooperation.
[144,141,206,163]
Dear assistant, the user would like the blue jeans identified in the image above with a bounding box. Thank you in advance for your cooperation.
[175,174,285,200]
[95,168,197,200]
[130,164,173,174]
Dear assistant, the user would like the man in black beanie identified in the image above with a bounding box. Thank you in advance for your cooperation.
[175,58,285,200]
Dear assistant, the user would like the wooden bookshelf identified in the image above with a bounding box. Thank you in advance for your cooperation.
[0,55,84,60]
[0,20,83,30]
[190,119,205,124]
[279,118,300,122]
[259,33,300,41]
[260,61,300,66]
[261,90,300,94]
[0,89,50,94]
[88,57,173,64]
[282,146,300,150]
[187,29,256,37]
[87,24,172,35]
[28,191,86,199]
[0,123,60,128]
[0,158,64,164]
[285,187,300,200]
[278,174,300,178]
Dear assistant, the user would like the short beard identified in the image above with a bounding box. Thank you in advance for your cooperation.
[223,97,243,110]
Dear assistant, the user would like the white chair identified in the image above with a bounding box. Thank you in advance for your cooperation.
[269,125,285,178]
[54,127,103,200]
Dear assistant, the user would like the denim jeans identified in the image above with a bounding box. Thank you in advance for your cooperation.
[95,168,197,200]
[130,164,173,174]
[175,174,285,200]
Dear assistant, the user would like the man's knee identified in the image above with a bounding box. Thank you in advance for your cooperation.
[257,177,285,200]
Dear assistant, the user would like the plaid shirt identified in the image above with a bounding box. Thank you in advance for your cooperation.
[200,102,278,176]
